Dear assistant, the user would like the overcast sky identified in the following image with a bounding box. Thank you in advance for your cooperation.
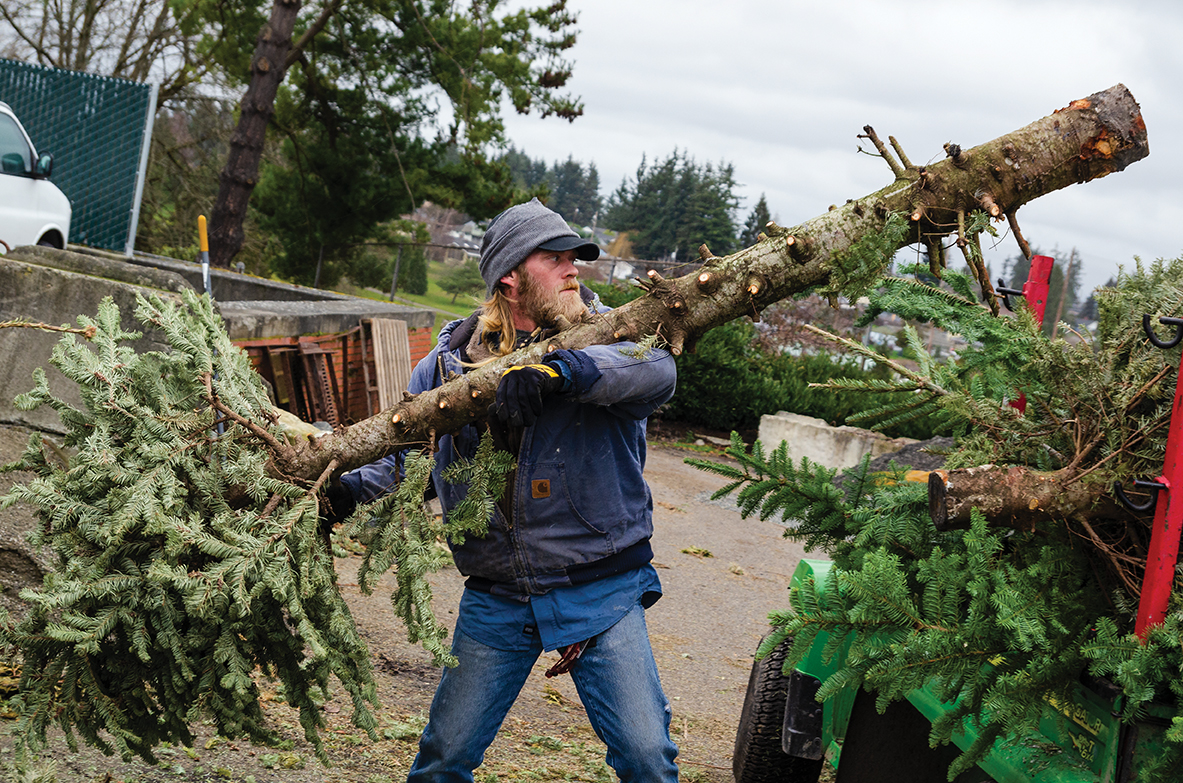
[500,0,1183,294]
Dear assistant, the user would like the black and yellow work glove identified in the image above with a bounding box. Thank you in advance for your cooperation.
[318,480,356,550]
[494,362,565,428]
[322,481,356,528]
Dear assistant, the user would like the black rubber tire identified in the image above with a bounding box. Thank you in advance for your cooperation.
[733,634,824,783]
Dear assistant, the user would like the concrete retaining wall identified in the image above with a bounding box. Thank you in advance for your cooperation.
[1,246,436,433]
[111,247,357,303]
[0,250,182,433]
[757,411,915,471]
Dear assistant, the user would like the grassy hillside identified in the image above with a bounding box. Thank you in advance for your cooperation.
[334,260,479,340]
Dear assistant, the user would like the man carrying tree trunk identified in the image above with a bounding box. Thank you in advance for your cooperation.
[329,198,681,782]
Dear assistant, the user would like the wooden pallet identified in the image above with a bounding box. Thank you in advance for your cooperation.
[367,318,413,410]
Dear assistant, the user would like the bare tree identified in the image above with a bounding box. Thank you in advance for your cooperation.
[0,0,229,104]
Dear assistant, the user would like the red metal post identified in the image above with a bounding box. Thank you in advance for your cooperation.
[1135,353,1183,639]
[1009,255,1055,414]
[1022,255,1054,323]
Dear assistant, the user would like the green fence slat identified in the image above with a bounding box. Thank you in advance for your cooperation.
[0,59,154,251]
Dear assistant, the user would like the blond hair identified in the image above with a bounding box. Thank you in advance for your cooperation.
[475,288,518,359]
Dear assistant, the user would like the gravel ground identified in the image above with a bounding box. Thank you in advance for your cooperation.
[0,426,814,783]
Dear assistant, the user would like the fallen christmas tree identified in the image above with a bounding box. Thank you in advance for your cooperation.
[691,257,1183,780]
[264,83,1149,484]
[0,83,1152,767]
[0,292,513,764]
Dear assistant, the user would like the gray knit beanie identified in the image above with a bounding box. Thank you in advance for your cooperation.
[479,198,600,295]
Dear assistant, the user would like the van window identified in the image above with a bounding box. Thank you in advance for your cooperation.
[0,115,32,175]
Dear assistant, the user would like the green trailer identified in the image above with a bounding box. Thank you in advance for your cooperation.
[733,558,1172,783]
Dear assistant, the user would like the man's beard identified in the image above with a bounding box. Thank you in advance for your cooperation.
[515,268,586,328]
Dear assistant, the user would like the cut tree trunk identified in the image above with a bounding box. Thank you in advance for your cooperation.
[207,0,302,269]
[272,83,1149,484]
[927,466,1130,531]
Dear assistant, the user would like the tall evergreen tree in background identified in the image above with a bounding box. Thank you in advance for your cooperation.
[1078,276,1115,323]
[740,193,772,247]
[548,156,601,224]
[500,147,601,224]
[604,149,740,261]
[502,145,550,189]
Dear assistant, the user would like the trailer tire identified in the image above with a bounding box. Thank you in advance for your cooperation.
[733,634,823,783]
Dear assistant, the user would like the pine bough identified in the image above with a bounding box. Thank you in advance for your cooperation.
[691,258,1183,780]
[0,291,510,766]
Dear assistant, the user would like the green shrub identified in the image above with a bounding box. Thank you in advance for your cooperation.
[587,279,643,308]
[661,319,784,432]
[585,281,947,439]
[396,244,429,296]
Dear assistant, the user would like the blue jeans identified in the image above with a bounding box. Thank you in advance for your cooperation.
[406,603,679,782]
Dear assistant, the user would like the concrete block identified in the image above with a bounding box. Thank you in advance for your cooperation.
[6,245,192,294]
[757,411,915,471]
[0,255,179,433]
[118,248,359,303]
[70,245,357,303]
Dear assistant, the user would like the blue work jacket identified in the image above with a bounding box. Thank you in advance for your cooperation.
[341,301,677,596]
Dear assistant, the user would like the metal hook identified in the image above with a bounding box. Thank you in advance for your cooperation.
[1114,478,1165,513]
[996,278,1024,312]
[1142,314,1183,350]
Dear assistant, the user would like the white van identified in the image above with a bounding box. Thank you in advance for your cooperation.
[0,101,71,251]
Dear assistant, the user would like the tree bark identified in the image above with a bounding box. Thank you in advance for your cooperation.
[272,83,1150,483]
[208,0,303,268]
[927,466,1130,531]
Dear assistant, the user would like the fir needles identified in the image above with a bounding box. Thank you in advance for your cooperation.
[0,291,510,767]
[695,256,1183,779]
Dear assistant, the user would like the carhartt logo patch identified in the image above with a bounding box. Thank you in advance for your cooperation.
[532,479,551,499]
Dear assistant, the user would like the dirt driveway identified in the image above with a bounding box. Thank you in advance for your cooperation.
[1,439,816,783]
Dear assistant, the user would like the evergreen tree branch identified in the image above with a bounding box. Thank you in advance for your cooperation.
[0,319,97,338]
[691,252,1183,779]
[200,371,291,459]
[803,323,950,397]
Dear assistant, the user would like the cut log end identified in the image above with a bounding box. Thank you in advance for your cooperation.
[929,470,950,531]
[927,464,1124,533]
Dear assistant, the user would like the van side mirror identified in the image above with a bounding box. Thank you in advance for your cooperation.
[32,152,53,178]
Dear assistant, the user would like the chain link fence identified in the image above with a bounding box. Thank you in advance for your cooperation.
[0,58,156,253]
